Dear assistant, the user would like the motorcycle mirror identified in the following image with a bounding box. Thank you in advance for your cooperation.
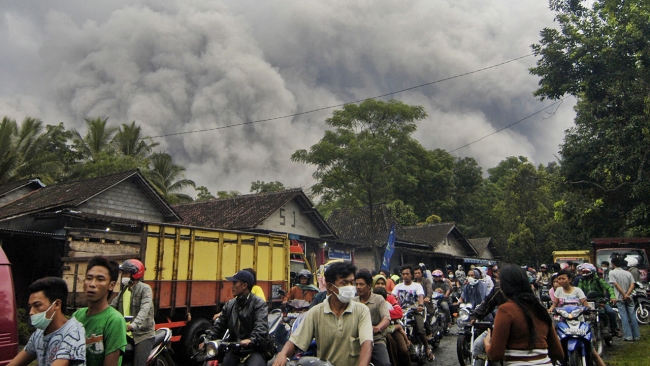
[540,295,552,302]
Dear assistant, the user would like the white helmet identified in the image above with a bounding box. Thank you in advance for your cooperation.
[626,257,639,267]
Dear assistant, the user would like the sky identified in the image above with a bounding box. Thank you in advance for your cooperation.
[0,0,577,196]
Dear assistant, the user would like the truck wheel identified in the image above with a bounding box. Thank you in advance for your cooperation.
[181,318,212,363]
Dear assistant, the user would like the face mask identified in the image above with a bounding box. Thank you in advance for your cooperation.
[334,285,356,303]
[449,275,454,278]
[122,277,132,286]
[31,302,56,330]
[467,277,477,286]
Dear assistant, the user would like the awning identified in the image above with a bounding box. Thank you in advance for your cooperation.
[463,258,497,265]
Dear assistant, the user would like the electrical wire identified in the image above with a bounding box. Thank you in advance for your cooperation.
[449,97,568,153]
[150,53,534,138]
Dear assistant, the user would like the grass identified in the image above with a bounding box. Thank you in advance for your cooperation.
[605,325,650,366]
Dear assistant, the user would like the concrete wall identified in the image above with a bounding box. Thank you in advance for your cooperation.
[0,186,36,206]
[78,179,164,222]
[353,249,376,271]
[257,199,321,238]
[434,235,465,256]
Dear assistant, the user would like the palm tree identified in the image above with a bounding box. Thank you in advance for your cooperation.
[113,121,159,158]
[72,117,117,160]
[145,152,195,203]
[0,116,62,184]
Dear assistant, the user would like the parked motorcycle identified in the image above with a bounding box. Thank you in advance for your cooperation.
[553,305,595,366]
[632,282,650,325]
[402,306,428,365]
[123,316,176,366]
[456,303,494,366]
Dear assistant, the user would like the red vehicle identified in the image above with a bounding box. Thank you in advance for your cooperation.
[0,246,18,365]
[592,238,650,285]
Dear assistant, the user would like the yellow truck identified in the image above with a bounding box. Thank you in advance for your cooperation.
[63,223,311,360]
[552,250,591,266]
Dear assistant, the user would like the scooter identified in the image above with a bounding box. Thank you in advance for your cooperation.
[123,316,176,366]
[553,305,594,366]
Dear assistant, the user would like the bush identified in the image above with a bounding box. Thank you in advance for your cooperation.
[17,308,33,345]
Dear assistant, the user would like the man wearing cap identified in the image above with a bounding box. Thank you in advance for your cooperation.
[210,270,269,366]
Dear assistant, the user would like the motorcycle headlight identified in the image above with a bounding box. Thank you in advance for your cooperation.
[557,309,570,318]
[205,341,219,358]
[570,309,583,318]
[459,308,470,322]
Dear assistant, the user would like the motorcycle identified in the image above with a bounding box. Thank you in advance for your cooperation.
[456,303,493,366]
[123,316,176,366]
[402,306,428,365]
[632,282,650,325]
[553,305,594,366]
[195,309,284,365]
[427,292,446,348]
[585,291,612,351]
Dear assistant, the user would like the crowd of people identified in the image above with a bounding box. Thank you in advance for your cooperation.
[9,254,645,366]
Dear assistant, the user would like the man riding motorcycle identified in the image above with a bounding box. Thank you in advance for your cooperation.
[111,259,155,366]
[575,263,621,337]
[431,270,452,330]
[210,270,269,366]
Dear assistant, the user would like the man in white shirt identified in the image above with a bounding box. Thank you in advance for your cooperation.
[392,265,433,361]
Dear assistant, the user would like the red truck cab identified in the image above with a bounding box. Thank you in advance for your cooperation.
[592,238,650,285]
[0,246,18,365]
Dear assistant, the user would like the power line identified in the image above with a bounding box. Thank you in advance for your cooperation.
[151,53,534,138]
[449,97,568,153]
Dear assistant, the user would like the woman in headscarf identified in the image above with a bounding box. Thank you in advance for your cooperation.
[456,268,488,308]
[483,264,564,365]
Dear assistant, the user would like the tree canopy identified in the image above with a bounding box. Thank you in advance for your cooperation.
[530,0,650,237]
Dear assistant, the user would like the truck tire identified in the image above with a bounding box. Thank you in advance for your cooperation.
[181,318,212,364]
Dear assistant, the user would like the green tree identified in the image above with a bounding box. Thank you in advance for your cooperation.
[0,117,63,184]
[195,186,216,202]
[490,160,558,265]
[530,0,650,237]
[292,98,427,269]
[72,117,117,160]
[145,152,195,204]
[217,190,241,198]
[250,180,285,193]
[74,151,143,180]
[386,199,419,226]
[113,121,159,158]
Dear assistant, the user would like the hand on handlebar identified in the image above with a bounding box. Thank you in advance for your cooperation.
[240,339,252,348]
[610,298,617,305]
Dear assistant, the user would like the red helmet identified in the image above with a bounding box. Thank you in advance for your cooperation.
[120,259,145,280]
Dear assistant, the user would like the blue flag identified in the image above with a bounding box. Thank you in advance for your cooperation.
[381,224,396,271]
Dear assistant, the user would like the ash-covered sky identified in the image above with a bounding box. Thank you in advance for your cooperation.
[0,0,576,195]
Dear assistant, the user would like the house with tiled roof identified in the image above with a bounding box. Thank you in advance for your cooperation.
[0,169,180,306]
[0,178,44,206]
[468,237,501,264]
[327,205,432,271]
[173,188,340,268]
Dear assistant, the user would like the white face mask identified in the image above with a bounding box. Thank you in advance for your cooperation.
[467,277,478,286]
[334,285,356,303]
[122,277,132,286]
